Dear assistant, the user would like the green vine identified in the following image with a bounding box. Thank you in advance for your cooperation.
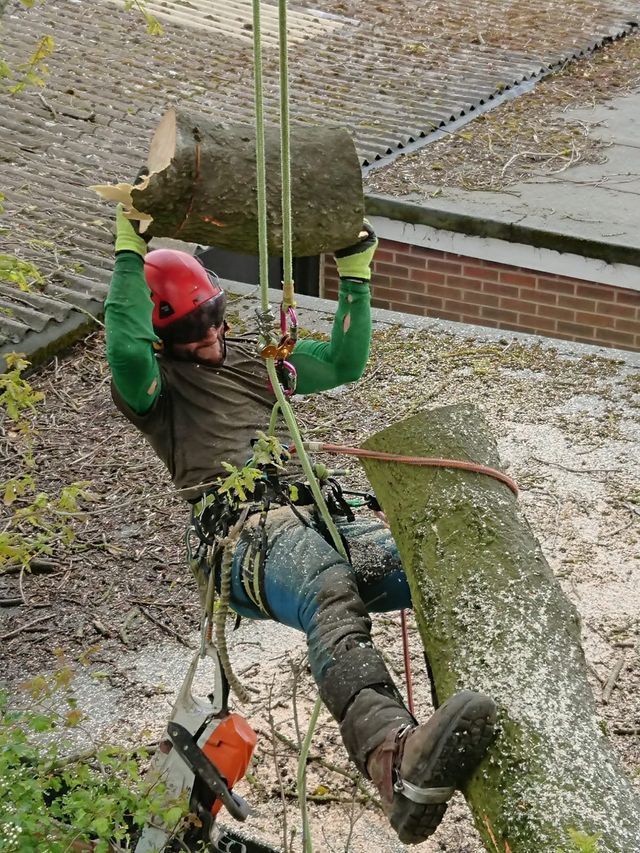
[0,0,163,96]
[0,352,44,461]
[123,0,164,35]
[0,354,95,571]
[215,430,290,506]
[0,665,187,852]
[5,32,55,93]
[0,254,45,291]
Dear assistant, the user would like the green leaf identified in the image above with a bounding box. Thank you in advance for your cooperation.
[557,830,603,853]
[217,462,262,503]
[22,675,49,699]
[31,714,55,732]
[163,805,184,825]
[91,815,110,835]
[145,11,164,35]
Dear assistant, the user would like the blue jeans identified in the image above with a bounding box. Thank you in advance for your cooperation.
[227,507,415,770]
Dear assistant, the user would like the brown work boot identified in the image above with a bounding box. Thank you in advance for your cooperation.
[366,690,497,845]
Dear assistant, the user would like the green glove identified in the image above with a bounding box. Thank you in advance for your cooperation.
[334,220,378,281]
[115,203,148,256]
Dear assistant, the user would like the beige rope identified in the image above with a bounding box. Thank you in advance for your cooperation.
[212,513,252,704]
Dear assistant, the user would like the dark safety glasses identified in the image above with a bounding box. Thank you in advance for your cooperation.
[161,292,227,345]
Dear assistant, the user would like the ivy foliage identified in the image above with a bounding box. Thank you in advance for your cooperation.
[0,666,187,852]
[0,0,162,95]
[216,430,290,505]
[0,353,97,570]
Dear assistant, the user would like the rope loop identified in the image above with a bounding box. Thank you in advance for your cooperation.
[215,534,252,704]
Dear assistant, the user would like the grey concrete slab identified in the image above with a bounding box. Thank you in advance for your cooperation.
[539,144,640,193]
[374,87,640,254]
[397,177,640,249]
[566,91,640,147]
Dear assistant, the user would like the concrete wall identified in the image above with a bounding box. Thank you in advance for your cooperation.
[323,237,640,352]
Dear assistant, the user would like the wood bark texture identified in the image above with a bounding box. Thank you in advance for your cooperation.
[131,108,364,256]
[360,405,640,852]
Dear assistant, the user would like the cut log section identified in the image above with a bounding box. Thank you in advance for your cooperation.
[129,108,364,256]
[360,405,640,852]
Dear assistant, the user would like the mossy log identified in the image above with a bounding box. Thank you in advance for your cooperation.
[360,405,640,852]
[130,107,364,256]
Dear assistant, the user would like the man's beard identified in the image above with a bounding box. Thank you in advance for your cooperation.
[167,336,227,366]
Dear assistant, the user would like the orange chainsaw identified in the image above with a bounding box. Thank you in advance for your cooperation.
[135,640,264,853]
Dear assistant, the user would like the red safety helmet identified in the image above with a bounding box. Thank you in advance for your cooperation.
[144,249,226,344]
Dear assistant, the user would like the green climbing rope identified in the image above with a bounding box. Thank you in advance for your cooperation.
[252,0,270,316]
[216,533,251,704]
[251,9,347,848]
[278,0,294,307]
[298,694,323,842]
[252,0,348,562]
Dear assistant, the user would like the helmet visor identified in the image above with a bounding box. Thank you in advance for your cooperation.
[159,292,227,345]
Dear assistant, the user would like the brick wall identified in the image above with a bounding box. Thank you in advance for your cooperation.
[323,239,640,352]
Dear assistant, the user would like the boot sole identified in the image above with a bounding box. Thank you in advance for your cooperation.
[390,690,497,844]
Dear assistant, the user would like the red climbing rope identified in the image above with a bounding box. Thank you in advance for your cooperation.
[400,609,415,715]
[291,442,519,497]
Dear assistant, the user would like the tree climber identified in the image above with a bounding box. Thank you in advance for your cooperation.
[105,206,497,845]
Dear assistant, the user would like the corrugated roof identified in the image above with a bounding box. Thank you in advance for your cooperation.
[106,0,344,45]
[1,0,639,367]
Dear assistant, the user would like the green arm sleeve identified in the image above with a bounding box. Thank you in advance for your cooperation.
[288,279,371,395]
[104,252,161,414]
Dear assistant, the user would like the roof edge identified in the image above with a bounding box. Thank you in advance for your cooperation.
[0,304,102,374]
[365,193,640,268]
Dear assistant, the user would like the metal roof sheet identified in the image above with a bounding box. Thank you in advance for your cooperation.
[1,0,639,366]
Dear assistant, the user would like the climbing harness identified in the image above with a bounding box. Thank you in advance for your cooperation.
[188,452,358,622]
